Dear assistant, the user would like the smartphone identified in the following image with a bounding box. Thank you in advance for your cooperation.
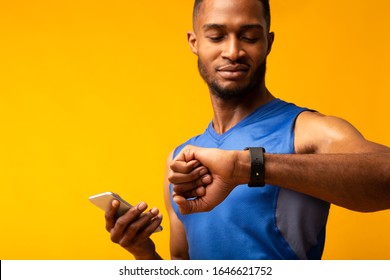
[88,192,162,232]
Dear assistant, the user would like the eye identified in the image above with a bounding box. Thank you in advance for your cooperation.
[207,36,225,42]
[241,37,259,43]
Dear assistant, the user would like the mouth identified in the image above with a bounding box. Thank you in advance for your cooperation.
[216,64,249,80]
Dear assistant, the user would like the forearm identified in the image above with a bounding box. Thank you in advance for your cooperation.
[236,151,390,212]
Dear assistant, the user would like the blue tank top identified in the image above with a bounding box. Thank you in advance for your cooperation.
[170,99,330,260]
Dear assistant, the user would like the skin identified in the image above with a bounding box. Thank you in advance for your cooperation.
[188,0,275,133]
[105,0,390,260]
[105,199,163,259]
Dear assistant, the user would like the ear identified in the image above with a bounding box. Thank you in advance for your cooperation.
[266,32,275,55]
[187,31,198,55]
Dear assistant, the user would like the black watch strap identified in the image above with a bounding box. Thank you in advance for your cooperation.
[244,147,266,187]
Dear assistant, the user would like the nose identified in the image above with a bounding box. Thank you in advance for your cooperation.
[221,36,245,62]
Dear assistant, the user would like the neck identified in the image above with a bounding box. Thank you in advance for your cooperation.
[210,84,274,134]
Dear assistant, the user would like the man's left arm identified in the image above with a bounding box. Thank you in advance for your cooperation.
[284,111,390,212]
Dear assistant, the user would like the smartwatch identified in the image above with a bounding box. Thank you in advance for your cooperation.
[244,147,266,187]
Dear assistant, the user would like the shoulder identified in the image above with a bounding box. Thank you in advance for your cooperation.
[294,111,366,154]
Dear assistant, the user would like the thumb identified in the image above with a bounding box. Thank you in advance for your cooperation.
[173,194,214,215]
[173,195,193,215]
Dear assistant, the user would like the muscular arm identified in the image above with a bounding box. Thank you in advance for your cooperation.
[169,111,390,213]
[264,152,390,212]
[266,111,390,212]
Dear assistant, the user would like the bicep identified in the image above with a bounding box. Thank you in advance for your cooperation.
[163,151,189,260]
[295,111,390,154]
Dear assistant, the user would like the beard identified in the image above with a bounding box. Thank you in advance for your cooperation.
[198,58,267,100]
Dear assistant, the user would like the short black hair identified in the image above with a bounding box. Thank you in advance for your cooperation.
[193,0,271,30]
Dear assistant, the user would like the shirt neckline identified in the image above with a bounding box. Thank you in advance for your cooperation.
[206,98,281,143]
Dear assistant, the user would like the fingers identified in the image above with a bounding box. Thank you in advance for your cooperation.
[171,174,212,195]
[170,159,200,173]
[169,163,212,198]
[108,202,161,244]
[169,145,213,195]
[172,145,197,163]
[118,209,163,248]
[172,185,206,200]
[169,164,209,184]
[105,199,120,232]
[170,145,203,173]
[132,211,163,240]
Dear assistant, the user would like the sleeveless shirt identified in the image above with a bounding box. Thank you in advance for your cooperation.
[170,99,330,260]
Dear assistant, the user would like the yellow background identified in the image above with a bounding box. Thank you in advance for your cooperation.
[1,0,389,260]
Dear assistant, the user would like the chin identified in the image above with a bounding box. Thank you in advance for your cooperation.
[210,84,252,100]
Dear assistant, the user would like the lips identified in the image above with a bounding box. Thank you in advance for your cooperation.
[217,64,249,80]
[217,64,249,71]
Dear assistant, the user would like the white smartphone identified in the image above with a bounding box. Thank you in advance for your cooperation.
[88,192,162,232]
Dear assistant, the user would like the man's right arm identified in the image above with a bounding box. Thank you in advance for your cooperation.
[104,151,191,260]
[163,151,190,260]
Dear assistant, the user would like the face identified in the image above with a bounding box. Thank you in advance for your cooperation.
[189,0,274,100]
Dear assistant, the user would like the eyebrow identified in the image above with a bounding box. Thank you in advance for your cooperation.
[202,23,264,31]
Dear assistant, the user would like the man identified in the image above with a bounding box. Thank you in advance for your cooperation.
[105,0,390,260]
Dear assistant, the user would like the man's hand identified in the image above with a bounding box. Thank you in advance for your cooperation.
[105,200,162,260]
[168,145,250,214]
